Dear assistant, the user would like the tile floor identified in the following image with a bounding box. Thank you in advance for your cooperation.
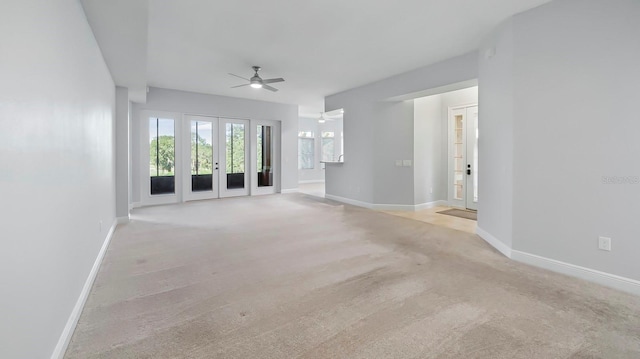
[297,183,476,234]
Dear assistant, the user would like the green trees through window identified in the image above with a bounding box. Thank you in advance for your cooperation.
[149,118,175,177]
[226,123,245,174]
[149,118,175,195]
[191,121,213,175]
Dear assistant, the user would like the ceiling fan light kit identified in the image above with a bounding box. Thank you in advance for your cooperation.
[229,66,284,92]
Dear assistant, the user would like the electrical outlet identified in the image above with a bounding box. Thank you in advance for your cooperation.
[403,160,412,167]
[598,236,611,251]
[430,188,433,194]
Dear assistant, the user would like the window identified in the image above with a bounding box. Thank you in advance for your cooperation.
[149,118,175,195]
[298,131,314,169]
[321,131,335,162]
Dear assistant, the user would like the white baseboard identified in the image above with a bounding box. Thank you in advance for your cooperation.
[50,219,117,359]
[474,227,640,296]
[323,196,448,212]
[116,216,129,224]
[415,200,448,211]
[280,188,299,194]
[324,194,373,209]
[511,250,640,297]
[130,202,142,209]
[298,180,325,184]
[475,226,512,258]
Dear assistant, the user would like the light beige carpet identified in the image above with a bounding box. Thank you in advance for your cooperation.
[65,194,640,358]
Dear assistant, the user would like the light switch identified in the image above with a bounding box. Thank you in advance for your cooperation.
[395,160,402,167]
[403,160,412,167]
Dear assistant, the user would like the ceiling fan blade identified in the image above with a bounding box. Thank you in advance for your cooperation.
[231,83,250,88]
[262,84,278,92]
[261,78,284,84]
[228,73,250,81]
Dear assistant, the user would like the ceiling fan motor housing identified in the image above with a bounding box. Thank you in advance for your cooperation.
[251,66,262,84]
[250,75,262,84]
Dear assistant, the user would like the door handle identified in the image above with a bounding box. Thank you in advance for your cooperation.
[467,164,471,175]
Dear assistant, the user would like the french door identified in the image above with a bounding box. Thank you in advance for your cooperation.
[449,105,478,210]
[182,116,249,199]
[143,112,277,205]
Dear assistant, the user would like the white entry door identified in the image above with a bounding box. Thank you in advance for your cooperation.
[465,106,478,210]
[449,105,478,210]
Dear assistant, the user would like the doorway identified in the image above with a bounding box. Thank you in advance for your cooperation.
[449,105,478,210]
[181,115,252,200]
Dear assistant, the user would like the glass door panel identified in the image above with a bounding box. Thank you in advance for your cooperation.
[191,121,213,192]
[453,113,464,201]
[226,122,245,189]
[220,118,249,197]
[257,125,273,187]
[149,118,175,195]
[183,115,218,201]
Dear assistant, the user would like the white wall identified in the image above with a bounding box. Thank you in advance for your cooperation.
[0,1,116,358]
[131,87,298,203]
[510,0,640,280]
[325,52,478,205]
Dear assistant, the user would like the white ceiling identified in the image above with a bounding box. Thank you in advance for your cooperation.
[83,0,551,112]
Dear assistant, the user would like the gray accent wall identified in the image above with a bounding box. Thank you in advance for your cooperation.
[327,0,640,287]
[325,52,479,205]
[414,94,444,205]
[511,0,640,280]
[479,0,640,281]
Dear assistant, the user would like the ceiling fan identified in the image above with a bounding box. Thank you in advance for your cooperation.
[229,66,284,92]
